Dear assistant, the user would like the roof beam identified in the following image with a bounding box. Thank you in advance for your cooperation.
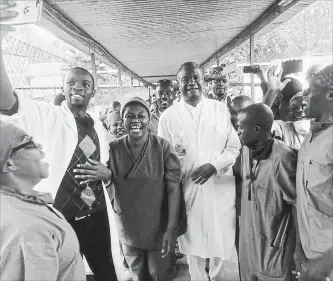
[42,1,151,87]
[141,75,177,79]
[200,0,302,69]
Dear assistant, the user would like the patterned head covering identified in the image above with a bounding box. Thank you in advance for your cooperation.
[312,64,333,91]
[204,64,229,83]
[0,120,29,171]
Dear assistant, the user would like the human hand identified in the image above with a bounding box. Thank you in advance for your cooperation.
[255,65,266,82]
[191,163,217,185]
[73,159,112,185]
[161,227,177,258]
[0,1,17,38]
[266,65,291,92]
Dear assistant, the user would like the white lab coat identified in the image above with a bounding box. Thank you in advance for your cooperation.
[158,98,241,259]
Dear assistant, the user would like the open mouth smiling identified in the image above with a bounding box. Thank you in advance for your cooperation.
[130,124,142,133]
[70,93,84,99]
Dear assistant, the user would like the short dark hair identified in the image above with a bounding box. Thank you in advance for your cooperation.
[281,78,302,102]
[156,79,173,89]
[112,101,121,109]
[64,67,95,88]
[177,62,202,76]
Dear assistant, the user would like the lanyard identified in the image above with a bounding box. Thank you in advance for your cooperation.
[246,137,274,201]
[246,149,261,201]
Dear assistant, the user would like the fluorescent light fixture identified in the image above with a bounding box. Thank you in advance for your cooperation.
[278,0,294,7]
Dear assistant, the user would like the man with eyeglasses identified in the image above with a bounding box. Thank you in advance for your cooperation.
[159,62,241,281]
[149,79,175,134]
[0,20,117,281]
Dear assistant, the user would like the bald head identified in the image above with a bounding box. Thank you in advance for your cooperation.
[238,104,274,147]
[240,103,274,129]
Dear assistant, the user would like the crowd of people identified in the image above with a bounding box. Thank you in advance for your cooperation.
[1,8,333,281]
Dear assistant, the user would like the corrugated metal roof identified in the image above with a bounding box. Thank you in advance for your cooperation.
[40,0,316,84]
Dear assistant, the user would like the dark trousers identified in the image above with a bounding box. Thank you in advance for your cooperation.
[68,209,118,281]
[121,243,174,281]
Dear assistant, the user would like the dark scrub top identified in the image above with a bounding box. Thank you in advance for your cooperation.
[296,125,333,262]
[239,139,297,281]
[109,133,182,250]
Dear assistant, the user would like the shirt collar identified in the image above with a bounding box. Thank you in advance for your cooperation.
[0,189,54,205]
[181,96,205,108]
[310,119,333,132]
[250,136,275,161]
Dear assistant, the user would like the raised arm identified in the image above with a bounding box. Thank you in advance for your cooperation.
[262,66,291,108]
[0,8,18,113]
[257,66,268,95]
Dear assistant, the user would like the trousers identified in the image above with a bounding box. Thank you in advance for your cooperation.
[187,254,240,281]
[68,209,118,281]
[121,243,174,281]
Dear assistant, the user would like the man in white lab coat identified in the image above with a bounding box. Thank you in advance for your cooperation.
[0,23,117,281]
[158,62,241,281]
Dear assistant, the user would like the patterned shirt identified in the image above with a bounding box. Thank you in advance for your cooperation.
[54,115,105,219]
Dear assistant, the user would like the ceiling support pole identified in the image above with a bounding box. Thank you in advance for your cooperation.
[250,34,255,100]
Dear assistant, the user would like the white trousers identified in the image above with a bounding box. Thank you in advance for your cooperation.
[187,255,240,281]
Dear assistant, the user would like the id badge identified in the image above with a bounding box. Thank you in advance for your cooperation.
[175,143,187,156]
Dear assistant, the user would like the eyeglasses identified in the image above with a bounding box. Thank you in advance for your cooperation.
[12,136,38,154]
